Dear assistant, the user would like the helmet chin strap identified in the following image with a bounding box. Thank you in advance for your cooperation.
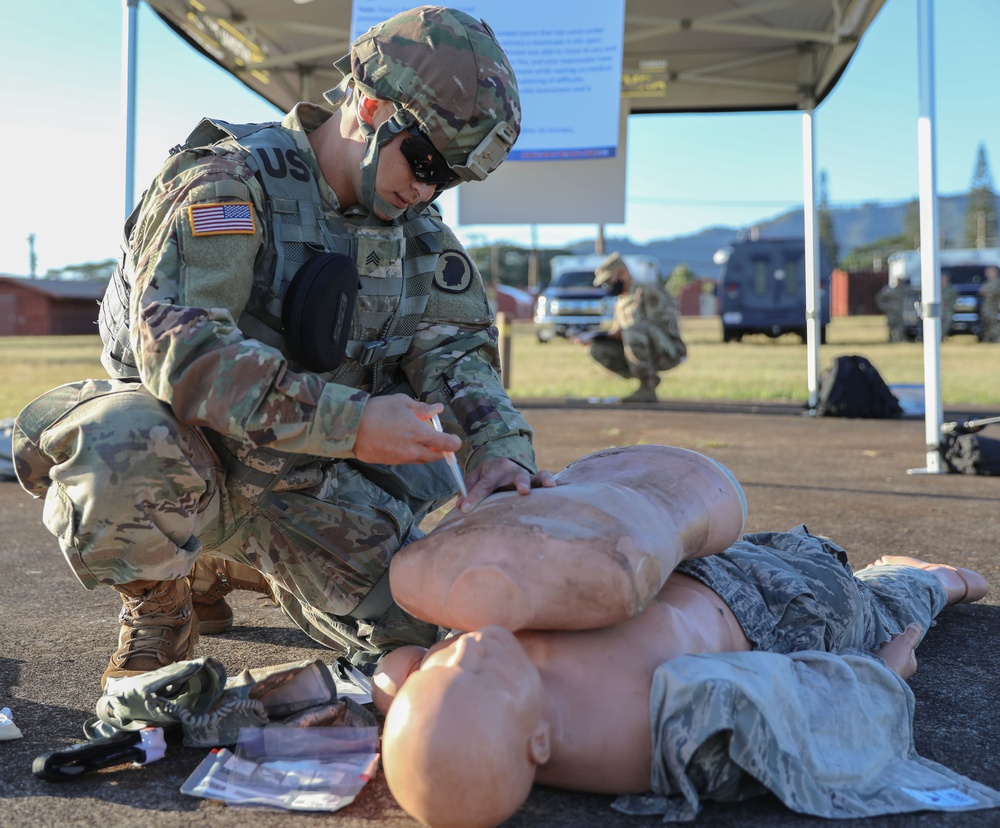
[358,107,413,220]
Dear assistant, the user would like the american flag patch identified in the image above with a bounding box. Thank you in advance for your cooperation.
[188,202,256,236]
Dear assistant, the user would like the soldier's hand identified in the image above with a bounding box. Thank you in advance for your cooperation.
[354,396,460,464]
[458,457,556,513]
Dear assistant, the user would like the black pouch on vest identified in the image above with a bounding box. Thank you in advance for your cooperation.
[282,252,360,373]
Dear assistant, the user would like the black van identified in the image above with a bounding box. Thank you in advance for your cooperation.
[717,237,831,343]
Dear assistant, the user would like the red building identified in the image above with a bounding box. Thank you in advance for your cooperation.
[676,279,718,316]
[830,269,888,317]
[0,276,106,336]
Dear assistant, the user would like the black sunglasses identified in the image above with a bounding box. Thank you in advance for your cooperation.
[399,127,459,188]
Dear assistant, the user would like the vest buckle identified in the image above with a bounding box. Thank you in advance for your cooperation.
[359,340,389,366]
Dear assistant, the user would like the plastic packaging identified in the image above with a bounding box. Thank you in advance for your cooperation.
[181,725,379,811]
[0,707,23,741]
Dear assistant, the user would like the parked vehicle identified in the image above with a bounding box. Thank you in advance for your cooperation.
[716,237,831,343]
[533,254,660,342]
[888,248,1000,340]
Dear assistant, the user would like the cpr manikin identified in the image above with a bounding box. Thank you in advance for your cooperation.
[382,444,749,827]
[375,445,989,828]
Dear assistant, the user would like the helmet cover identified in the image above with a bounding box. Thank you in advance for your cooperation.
[329,6,521,180]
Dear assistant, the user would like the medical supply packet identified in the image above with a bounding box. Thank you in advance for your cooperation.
[181,725,379,811]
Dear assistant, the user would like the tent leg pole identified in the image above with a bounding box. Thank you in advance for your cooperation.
[802,104,821,413]
[121,0,139,219]
[908,0,947,475]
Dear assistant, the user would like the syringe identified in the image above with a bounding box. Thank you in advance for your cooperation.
[430,414,468,498]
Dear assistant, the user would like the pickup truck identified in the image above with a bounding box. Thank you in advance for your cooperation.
[889,248,1000,340]
[533,254,660,342]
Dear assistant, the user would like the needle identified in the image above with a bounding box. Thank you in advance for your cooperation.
[431,414,468,498]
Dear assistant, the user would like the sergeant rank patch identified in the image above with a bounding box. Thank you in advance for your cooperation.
[188,202,256,236]
[433,250,474,293]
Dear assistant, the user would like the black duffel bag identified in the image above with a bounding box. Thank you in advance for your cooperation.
[815,355,903,419]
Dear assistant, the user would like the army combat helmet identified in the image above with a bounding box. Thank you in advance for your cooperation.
[325,5,521,219]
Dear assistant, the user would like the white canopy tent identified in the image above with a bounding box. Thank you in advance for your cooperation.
[121,0,949,471]
[135,0,886,115]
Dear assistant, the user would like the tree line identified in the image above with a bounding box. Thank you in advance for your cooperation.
[829,143,996,272]
[35,145,999,288]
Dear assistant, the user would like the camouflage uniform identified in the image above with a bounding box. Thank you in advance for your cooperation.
[13,10,531,663]
[874,282,908,343]
[589,282,687,386]
[677,525,946,656]
[625,527,965,820]
[940,279,958,339]
[980,274,1000,343]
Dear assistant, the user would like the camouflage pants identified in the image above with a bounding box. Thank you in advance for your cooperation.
[590,333,658,382]
[884,310,905,342]
[12,379,439,662]
[677,525,948,654]
[981,308,1000,343]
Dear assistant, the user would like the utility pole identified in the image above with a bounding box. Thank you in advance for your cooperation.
[490,243,500,285]
[595,224,605,255]
[528,225,539,290]
[27,234,37,279]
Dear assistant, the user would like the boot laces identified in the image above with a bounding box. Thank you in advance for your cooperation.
[119,584,191,629]
[113,585,192,667]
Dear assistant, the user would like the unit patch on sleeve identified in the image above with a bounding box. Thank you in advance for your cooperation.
[432,249,474,293]
[188,202,256,236]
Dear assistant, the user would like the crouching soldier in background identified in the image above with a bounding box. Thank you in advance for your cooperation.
[573,252,686,403]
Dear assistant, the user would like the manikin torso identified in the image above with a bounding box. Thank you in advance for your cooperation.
[523,573,752,793]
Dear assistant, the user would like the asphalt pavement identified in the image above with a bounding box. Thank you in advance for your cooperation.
[2,399,1000,828]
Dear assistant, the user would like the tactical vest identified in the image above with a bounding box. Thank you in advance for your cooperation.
[99,117,451,501]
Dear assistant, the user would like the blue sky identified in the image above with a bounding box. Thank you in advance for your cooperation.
[1,0,998,276]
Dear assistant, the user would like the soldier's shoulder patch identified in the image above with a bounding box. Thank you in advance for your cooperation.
[433,249,474,293]
[188,201,256,237]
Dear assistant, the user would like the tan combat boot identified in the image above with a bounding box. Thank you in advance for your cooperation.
[621,375,660,403]
[102,578,198,689]
[188,556,273,635]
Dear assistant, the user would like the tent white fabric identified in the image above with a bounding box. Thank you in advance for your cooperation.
[140,0,885,114]
[124,0,948,471]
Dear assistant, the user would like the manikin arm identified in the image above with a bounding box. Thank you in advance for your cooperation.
[389,444,746,631]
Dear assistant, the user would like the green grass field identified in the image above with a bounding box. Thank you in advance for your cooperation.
[1,336,106,419]
[501,316,999,406]
[1,316,997,419]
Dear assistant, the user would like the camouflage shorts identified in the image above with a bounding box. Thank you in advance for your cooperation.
[677,525,948,655]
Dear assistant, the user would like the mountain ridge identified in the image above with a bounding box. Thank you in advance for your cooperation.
[567,193,972,279]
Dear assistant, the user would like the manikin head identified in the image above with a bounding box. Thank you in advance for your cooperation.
[324,6,521,219]
[377,626,550,828]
